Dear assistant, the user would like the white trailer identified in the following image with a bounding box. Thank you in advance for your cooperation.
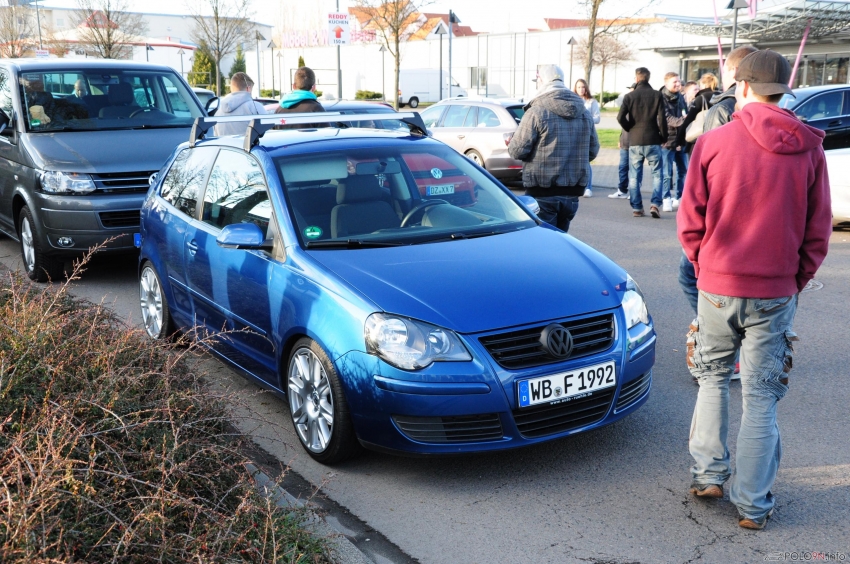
[398,69,467,108]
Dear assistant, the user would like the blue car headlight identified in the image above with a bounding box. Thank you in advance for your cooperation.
[622,275,650,329]
[365,313,472,370]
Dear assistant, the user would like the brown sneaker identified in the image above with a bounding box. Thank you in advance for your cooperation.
[689,482,723,499]
[738,508,774,530]
[633,209,645,217]
[650,205,660,218]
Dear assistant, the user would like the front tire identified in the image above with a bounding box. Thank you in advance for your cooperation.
[287,338,360,464]
[408,97,419,108]
[139,262,173,339]
[18,206,64,283]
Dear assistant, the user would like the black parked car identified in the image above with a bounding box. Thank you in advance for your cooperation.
[780,84,850,151]
[0,59,206,281]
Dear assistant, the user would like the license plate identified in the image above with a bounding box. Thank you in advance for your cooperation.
[517,361,616,408]
[427,184,455,196]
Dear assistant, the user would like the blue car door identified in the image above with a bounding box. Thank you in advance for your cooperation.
[185,148,277,383]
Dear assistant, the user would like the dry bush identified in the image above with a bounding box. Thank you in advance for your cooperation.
[0,266,329,563]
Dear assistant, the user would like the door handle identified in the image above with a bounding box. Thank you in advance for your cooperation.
[187,240,198,255]
[827,120,842,127]
[457,134,465,139]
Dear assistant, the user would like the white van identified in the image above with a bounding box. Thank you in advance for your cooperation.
[398,69,467,108]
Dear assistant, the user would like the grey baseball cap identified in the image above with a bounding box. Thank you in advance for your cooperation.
[734,50,794,97]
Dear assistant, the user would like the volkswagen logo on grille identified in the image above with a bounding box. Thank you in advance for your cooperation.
[430,168,443,179]
[540,324,573,359]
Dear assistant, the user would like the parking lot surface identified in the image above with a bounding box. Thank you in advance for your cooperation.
[1,189,847,563]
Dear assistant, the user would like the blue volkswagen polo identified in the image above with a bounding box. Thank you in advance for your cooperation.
[138,113,655,464]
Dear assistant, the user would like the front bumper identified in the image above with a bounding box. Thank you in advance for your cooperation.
[338,314,656,455]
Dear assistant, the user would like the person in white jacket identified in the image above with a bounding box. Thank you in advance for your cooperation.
[214,72,267,136]
[574,79,600,197]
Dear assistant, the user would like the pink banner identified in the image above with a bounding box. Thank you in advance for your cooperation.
[713,1,724,72]
[789,19,812,87]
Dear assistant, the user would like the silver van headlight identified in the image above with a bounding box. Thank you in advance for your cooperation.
[39,171,96,195]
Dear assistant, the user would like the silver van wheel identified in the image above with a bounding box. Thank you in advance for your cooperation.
[20,215,35,273]
[289,347,335,453]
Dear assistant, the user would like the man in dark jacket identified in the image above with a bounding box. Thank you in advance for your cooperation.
[508,64,599,233]
[617,67,668,218]
[275,67,325,128]
[660,72,688,212]
[702,45,758,133]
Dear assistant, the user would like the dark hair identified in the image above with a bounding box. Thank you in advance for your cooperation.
[293,67,316,91]
[635,67,650,82]
[726,45,758,69]
[573,78,592,100]
[753,92,785,104]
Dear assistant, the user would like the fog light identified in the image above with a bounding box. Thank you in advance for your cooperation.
[56,237,74,247]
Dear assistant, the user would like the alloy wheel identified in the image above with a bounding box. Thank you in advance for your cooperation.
[139,266,164,338]
[288,348,335,453]
[20,216,35,274]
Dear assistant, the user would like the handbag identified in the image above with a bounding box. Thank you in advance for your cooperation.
[685,97,710,143]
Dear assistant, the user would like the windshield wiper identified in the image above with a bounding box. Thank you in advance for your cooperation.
[305,239,406,249]
[414,231,503,244]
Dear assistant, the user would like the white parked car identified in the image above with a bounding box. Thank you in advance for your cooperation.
[826,147,850,227]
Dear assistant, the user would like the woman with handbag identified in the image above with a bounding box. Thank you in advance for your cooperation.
[677,73,720,155]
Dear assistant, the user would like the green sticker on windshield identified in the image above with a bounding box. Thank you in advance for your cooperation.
[30,119,41,127]
[304,226,323,239]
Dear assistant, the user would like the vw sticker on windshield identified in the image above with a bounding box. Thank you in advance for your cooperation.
[304,226,323,239]
[430,168,443,179]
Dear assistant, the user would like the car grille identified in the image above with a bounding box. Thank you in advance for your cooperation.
[479,313,616,370]
[393,413,503,443]
[99,210,140,228]
[615,371,652,411]
[91,171,157,194]
[512,388,615,438]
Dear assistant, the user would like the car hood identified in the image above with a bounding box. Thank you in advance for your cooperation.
[307,227,625,334]
[22,127,190,173]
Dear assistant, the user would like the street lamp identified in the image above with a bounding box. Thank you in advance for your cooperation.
[567,36,577,86]
[448,10,460,98]
[277,51,283,98]
[255,31,266,95]
[378,44,387,101]
[727,0,749,50]
[145,43,154,62]
[177,48,185,76]
[268,40,277,96]
[434,25,446,100]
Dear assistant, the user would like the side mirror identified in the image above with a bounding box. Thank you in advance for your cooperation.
[205,96,219,116]
[216,223,273,250]
[517,195,540,215]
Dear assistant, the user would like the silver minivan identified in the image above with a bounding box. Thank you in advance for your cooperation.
[0,59,205,281]
[419,98,526,180]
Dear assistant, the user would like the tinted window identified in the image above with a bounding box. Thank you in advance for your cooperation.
[202,150,270,235]
[160,147,218,218]
[0,69,12,120]
[794,91,845,121]
[443,105,471,127]
[506,105,525,123]
[478,107,502,127]
[420,105,444,127]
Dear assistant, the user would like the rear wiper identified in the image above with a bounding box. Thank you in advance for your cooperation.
[305,239,405,249]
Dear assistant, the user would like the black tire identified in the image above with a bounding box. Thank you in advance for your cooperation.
[286,338,361,464]
[409,97,419,108]
[139,261,174,340]
[465,149,484,167]
[18,206,64,283]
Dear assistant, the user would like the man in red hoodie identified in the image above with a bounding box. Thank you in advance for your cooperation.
[677,50,832,530]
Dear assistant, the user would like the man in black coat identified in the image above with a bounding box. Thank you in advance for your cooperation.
[617,67,668,218]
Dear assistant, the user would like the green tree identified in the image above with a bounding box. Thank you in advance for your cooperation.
[297,55,305,68]
[189,46,224,93]
[229,43,246,77]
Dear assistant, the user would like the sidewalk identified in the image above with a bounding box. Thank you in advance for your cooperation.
[591,147,653,190]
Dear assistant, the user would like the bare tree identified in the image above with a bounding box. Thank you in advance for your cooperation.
[44,25,73,58]
[74,0,147,59]
[578,35,633,103]
[187,0,252,96]
[582,0,656,85]
[0,0,35,58]
[355,0,430,109]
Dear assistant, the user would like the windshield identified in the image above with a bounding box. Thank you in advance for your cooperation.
[19,69,203,132]
[276,144,536,247]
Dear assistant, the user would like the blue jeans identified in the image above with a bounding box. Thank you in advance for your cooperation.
[686,291,798,520]
[661,148,689,200]
[535,196,579,233]
[617,148,631,193]
[628,145,663,210]
[678,251,698,314]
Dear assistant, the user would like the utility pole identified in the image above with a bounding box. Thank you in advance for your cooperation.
[268,40,277,96]
[177,49,185,76]
[448,11,460,98]
[379,44,387,100]
[435,26,446,100]
[727,0,749,50]
[567,36,577,87]
[255,31,266,96]
[336,0,342,99]
[34,0,43,49]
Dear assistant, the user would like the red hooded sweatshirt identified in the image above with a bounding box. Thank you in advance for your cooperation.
[677,103,832,299]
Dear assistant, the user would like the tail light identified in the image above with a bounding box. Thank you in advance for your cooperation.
[503,132,513,146]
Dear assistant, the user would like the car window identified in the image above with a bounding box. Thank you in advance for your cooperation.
[420,105,444,128]
[506,105,525,124]
[202,149,270,236]
[160,147,218,218]
[478,107,501,127]
[462,106,478,127]
[443,105,471,127]
[0,69,12,118]
[794,91,845,121]
[275,145,535,246]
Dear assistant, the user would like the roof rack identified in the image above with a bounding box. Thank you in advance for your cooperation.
[187,111,428,151]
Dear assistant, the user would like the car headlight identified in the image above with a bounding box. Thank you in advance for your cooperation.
[365,313,472,370]
[39,171,96,195]
[622,275,650,329]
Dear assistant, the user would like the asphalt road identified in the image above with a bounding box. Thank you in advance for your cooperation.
[2,191,848,564]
